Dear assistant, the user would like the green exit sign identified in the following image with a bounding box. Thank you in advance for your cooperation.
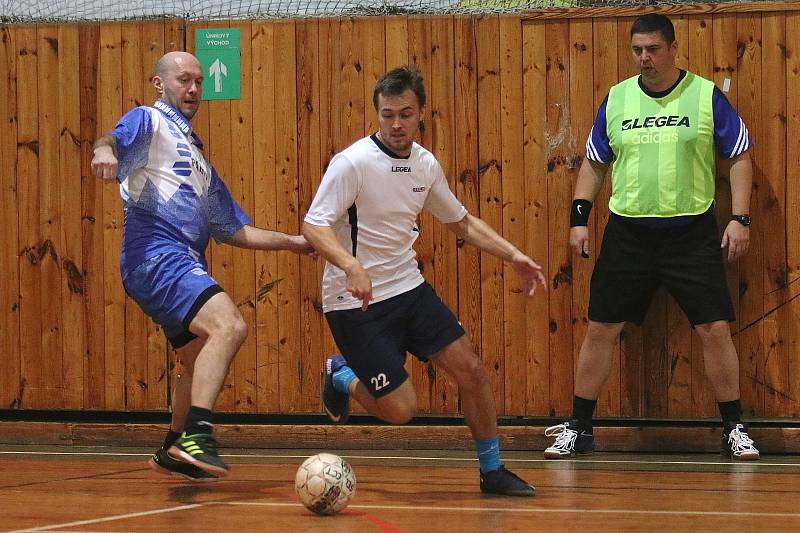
[195,28,241,100]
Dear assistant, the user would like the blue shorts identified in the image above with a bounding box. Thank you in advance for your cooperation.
[122,252,223,348]
[324,282,465,398]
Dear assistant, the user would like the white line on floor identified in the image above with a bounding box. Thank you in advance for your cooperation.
[7,504,203,533]
[0,450,797,467]
[227,500,800,518]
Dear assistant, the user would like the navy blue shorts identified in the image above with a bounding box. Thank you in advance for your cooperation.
[122,252,224,349]
[325,282,465,398]
[589,210,736,326]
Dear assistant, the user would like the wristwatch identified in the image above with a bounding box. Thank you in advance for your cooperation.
[731,214,751,226]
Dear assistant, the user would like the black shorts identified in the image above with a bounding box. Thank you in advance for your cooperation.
[588,210,735,326]
[324,282,465,398]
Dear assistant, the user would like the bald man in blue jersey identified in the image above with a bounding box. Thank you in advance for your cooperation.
[92,51,313,480]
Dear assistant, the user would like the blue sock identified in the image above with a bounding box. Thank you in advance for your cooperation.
[332,365,356,394]
[476,436,501,474]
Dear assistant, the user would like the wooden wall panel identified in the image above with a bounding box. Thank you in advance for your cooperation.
[36,25,66,409]
[0,27,21,409]
[544,20,573,417]
[2,5,800,421]
[78,24,105,410]
[521,21,550,415]
[499,16,527,415]
[16,26,44,408]
[787,13,800,418]
[249,20,281,413]
[476,15,506,413]
[58,25,85,410]
[761,13,790,416]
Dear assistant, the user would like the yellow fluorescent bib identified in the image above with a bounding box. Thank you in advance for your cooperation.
[605,72,716,217]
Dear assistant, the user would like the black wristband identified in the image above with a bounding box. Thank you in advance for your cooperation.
[570,199,593,227]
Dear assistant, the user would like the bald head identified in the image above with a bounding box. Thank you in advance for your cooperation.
[152,51,204,119]
[155,51,201,79]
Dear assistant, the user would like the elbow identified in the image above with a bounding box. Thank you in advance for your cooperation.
[455,216,471,241]
[446,214,469,239]
[301,222,317,245]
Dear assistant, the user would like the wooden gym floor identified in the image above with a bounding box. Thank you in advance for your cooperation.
[1,445,799,532]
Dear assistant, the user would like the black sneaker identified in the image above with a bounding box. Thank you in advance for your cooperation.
[479,466,535,497]
[543,419,595,459]
[323,354,350,424]
[149,447,218,482]
[722,422,760,461]
[168,432,230,477]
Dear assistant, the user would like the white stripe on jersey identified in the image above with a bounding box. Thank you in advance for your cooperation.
[731,117,750,157]
[585,126,603,162]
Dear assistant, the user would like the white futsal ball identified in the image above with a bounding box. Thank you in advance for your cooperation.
[294,453,356,515]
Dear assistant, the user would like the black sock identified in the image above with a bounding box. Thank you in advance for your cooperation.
[572,396,597,429]
[162,429,182,449]
[718,399,742,425]
[184,406,214,435]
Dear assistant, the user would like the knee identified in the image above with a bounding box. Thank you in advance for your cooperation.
[585,321,624,344]
[696,321,731,345]
[379,392,417,424]
[454,355,490,392]
[383,403,416,425]
[216,316,248,348]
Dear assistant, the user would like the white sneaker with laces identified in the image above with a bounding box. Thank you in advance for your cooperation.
[723,423,760,461]
[544,420,594,459]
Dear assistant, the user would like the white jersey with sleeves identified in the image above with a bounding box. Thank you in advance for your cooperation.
[304,135,467,312]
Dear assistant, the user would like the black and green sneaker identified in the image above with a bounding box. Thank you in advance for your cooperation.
[168,432,230,477]
[149,447,218,482]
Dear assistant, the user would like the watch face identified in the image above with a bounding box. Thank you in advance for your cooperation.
[733,215,751,226]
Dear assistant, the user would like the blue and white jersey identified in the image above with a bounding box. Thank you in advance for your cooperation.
[110,101,249,276]
[585,73,752,165]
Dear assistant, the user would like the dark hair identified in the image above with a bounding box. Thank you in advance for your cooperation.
[630,13,675,44]
[373,66,426,109]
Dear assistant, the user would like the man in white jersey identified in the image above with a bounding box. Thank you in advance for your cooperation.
[92,51,313,480]
[303,66,546,496]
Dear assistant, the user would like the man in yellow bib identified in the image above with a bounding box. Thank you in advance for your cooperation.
[544,13,759,460]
